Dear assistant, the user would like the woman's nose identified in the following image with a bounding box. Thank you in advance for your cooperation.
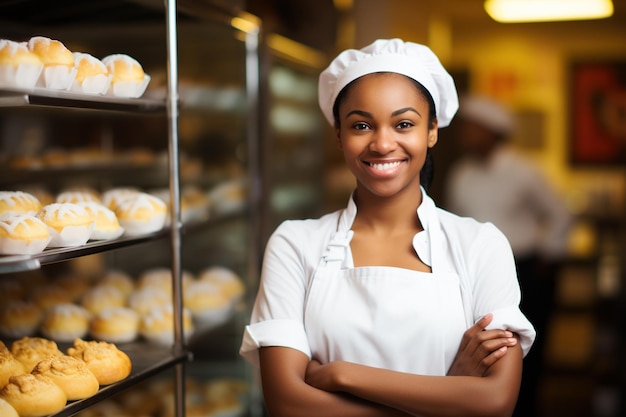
[369,128,396,154]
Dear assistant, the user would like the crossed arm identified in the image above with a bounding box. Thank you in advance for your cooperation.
[258,314,522,417]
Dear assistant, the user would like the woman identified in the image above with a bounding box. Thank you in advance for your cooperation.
[241,39,535,417]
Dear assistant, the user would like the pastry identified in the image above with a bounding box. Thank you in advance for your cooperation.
[198,266,245,303]
[89,307,139,343]
[36,203,95,247]
[40,303,91,342]
[97,269,135,298]
[0,39,43,89]
[0,301,42,339]
[184,280,233,329]
[67,338,132,385]
[0,342,26,388]
[27,36,75,90]
[114,192,167,236]
[56,190,100,204]
[101,54,150,98]
[80,285,126,315]
[140,304,194,346]
[10,336,63,372]
[0,191,42,217]
[0,373,67,417]
[102,187,140,211]
[78,202,124,240]
[0,398,18,417]
[31,355,99,400]
[0,214,51,255]
[71,52,110,95]
[137,267,194,296]
[128,287,170,316]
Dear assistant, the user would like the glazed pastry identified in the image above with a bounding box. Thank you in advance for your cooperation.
[80,285,126,316]
[40,303,91,342]
[97,269,135,298]
[0,214,51,255]
[198,266,245,302]
[10,336,63,372]
[71,52,110,95]
[128,287,170,316]
[0,191,42,217]
[183,280,233,327]
[0,39,43,88]
[101,54,149,98]
[114,192,167,236]
[140,304,194,346]
[0,373,67,417]
[67,338,132,385]
[31,355,99,400]
[27,36,75,90]
[56,190,100,204]
[90,307,139,343]
[78,202,124,240]
[36,203,94,247]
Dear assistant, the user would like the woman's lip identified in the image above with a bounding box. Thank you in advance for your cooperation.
[363,160,405,175]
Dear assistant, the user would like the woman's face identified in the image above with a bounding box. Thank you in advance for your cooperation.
[336,73,438,199]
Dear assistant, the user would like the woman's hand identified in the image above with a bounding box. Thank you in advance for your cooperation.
[447,313,518,377]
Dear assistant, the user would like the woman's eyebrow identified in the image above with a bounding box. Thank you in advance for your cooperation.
[346,109,372,118]
[392,107,421,117]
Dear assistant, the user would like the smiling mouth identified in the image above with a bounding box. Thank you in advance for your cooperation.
[366,161,403,171]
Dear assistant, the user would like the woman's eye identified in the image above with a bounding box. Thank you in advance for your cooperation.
[397,121,414,129]
[353,122,370,130]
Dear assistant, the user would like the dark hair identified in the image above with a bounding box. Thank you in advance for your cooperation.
[332,73,437,190]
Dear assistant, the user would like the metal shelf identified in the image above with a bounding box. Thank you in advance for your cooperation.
[0,229,170,274]
[0,87,165,113]
[52,343,190,417]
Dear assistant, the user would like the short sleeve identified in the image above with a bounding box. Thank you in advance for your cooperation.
[469,223,536,356]
[239,221,318,366]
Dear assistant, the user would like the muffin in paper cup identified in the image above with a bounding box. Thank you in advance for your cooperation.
[71,52,111,95]
[37,203,95,247]
[27,36,76,91]
[102,54,150,98]
[78,202,124,241]
[0,214,51,255]
[0,39,43,89]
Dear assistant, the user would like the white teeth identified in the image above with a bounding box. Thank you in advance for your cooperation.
[370,161,401,171]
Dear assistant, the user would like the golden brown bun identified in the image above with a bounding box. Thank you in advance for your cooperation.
[66,338,131,385]
[0,398,18,417]
[199,266,245,301]
[140,304,194,346]
[27,36,73,67]
[0,343,26,388]
[97,270,135,298]
[31,355,99,400]
[0,301,42,339]
[0,40,42,67]
[80,285,126,315]
[72,52,107,83]
[90,307,139,343]
[10,337,63,372]
[0,191,42,217]
[0,373,67,417]
[101,54,144,83]
[40,303,91,342]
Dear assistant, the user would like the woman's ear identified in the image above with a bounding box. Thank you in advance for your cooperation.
[427,121,439,148]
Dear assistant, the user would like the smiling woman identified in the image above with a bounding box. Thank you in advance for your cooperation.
[240,38,535,417]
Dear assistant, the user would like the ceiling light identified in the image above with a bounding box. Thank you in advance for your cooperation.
[484,0,614,23]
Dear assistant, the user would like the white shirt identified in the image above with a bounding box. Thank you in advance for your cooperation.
[240,190,535,374]
[446,146,572,259]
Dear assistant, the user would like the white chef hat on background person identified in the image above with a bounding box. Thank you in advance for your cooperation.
[458,94,516,136]
[318,38,459,128]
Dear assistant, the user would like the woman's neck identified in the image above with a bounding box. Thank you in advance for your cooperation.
[351,188,423,235]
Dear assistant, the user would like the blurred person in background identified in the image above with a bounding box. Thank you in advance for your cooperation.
[446,95,573,417]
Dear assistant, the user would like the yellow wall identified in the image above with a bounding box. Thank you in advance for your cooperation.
[350,0,626,216]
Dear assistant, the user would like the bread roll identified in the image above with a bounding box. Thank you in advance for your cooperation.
[67,338,132,385]
[183,280,232,325]
[199,266,245,302]
[36,203,95,247]
[56,190,100,204]
[0,373,67,417]
[27,36,75,91]
[128,287,170,316]
[114,192,167,236]
[72,52,109,94]
[0,301,42,339]
[40,303,91,342]
[0,343,26,388]
[101,54,144,83]
[0,191,42,217]
[77,202,124,240]
[97,269,135,298]
[31,355,99,400]
[140,304,194,346]
[0,40,43,88]
[80,285,126,315]
[0,214,51,255]
[90,307,139,343]
[10,337,63,372]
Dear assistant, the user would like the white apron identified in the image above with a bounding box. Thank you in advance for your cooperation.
[303,209,467,376]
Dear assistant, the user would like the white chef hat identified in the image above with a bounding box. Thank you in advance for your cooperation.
[459,95,515,136]
[318,38,458,127]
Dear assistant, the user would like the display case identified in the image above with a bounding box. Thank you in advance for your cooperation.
[0,1,261,416]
